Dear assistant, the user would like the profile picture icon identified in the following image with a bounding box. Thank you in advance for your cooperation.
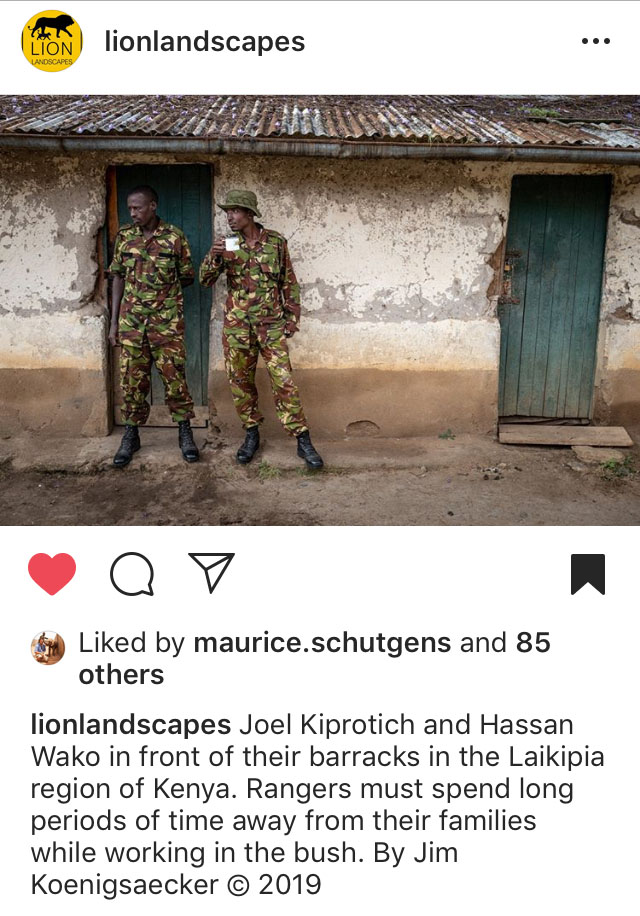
[21,11,83,73]
[31,631,65,665]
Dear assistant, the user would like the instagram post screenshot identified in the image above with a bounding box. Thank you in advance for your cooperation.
[1,2,638,914]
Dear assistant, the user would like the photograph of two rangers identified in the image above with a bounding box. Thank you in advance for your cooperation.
[3,95,640,526]
[109,186,323,471]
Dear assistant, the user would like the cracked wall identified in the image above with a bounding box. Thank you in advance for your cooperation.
[1,149,640,438]
[594,168,640,422]
[211,156,638,432]
[211,157,504,434]
[0,151,106,316]
[216,157,505,326]
[0,151,109,435]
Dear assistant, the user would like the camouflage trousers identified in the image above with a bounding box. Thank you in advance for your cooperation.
[223,323,308,436]
[119,315,195,426]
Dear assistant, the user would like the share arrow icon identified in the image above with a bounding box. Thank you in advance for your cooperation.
[189,553,235,594]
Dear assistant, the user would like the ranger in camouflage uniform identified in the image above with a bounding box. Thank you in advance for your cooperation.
[108,185,199,467]
[199,189,323,469]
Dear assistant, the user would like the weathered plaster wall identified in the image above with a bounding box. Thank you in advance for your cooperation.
[449,160,640,426]
[211,157,505,435]
[594,167,640,425]
[1,149,639,439]
[210,156,640,436]
[0,151,108,435]
[214,157,504,325]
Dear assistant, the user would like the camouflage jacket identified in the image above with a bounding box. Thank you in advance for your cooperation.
[199,227,301,331]
[109,219,194,318]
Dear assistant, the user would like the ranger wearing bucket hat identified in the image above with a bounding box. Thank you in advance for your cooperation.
[199,189,323,469]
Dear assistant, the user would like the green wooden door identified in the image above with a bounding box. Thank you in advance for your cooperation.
[114,164,212,425]
[498,175,611,419]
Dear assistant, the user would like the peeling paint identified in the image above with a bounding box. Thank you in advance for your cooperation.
[2,148,640,435]
[619,209,640,227]
[0,151,105,314]
[215,158,509,323]
[612,304,634,320]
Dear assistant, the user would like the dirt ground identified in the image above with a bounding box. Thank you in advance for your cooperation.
[1,428,639,526]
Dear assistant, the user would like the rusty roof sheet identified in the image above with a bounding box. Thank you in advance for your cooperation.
[1,95,640,149]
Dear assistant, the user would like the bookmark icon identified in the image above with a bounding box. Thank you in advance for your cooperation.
[189,553,234,594]
[570,554,605,595]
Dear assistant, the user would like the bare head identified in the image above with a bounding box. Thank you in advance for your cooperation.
[127,185,158,228]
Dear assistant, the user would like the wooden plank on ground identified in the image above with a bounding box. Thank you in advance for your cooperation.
[499,425,633,446]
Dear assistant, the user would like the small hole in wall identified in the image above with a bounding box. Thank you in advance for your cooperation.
[345,420,381,438]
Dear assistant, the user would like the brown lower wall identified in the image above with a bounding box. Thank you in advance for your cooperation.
[2,366,637,440]
[0,368,110,437]
[209,368,500,439]
[598,369,640,428]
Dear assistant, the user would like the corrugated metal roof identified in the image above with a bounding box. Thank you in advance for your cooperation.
[1,95,640,149]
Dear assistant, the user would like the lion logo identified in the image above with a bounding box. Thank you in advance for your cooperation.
[30,14,75,40]
[22,10,82,72]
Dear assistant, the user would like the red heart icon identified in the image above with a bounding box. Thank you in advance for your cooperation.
[28,553,76,595]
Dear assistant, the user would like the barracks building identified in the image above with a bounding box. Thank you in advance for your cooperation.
[0,95,639,438]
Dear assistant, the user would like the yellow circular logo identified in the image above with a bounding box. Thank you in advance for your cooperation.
[22,10,82,72]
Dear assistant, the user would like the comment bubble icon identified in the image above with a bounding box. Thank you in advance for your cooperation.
[110,552,154,597]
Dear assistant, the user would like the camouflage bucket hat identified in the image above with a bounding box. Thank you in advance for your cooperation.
[217,189,261,218]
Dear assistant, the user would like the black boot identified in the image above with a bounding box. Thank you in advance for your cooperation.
[113,425,140,468]
[178,420,200,463]
[297,430,324,469]
[237,426,260,464]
